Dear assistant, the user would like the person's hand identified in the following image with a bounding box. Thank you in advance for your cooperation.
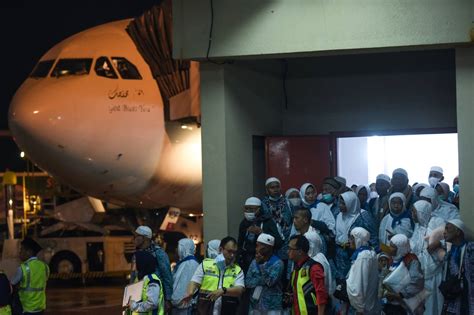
[247,226,262,235]
[207,288,224,302]
[123,297,133,311]
[386,291,402,302]
[165,300,172,313]
[180,293,193,306]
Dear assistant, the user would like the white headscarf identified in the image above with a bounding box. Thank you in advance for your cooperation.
[388,192,407,214]
[355,185,370,205]
[413,183,429,195]
[206,239,220,259]
[350,227,370,249]
[285,188,299,198]
[336,191,361,244]
[420,187,439,209]
[413,200,432,227]
[437,182,450,198]
[178,238,195,260]
[390,234,411,262]
[300,183,315,207]
[305,231,323,257]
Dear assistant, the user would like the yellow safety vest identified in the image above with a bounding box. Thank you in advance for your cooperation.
[291,258,319,315]
[200,258,242,292]
[19,258,49,312]
[0,270,11,315]
[131,273,164,315]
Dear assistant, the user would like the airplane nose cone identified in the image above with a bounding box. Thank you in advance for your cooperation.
[9,80,70,163]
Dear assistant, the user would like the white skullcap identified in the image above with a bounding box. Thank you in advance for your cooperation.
[245,197,261,206]
[135,225,153,239]
[257,233,275,246]
[448,219,465,234]
[430,166,444,174]
[376,174,391,183]
[265,177,281,186]
[392,168,408,178]
[334,176,347,185]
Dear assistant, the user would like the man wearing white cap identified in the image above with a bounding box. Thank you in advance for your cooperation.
[246,233,284,315]
[370,174,391,224]
[132,225,173,311]
[261,178,292,260]
[428,166,444,188]
[238,197,283,273]
[390,168,415,210]
[440,219,474,314]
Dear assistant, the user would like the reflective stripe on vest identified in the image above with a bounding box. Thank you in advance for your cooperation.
[132,273,164,315]
[0,305,12,315]
[200,258,241,292]
[19,258,49,312]
[291,259,318,315]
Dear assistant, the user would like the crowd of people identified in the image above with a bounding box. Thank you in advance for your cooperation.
[0,166,472,315]
[123,166,472,315]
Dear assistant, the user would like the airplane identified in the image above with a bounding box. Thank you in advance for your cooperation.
[8,17,203,213]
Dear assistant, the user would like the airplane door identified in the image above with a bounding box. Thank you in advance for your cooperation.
[265,136,334,192]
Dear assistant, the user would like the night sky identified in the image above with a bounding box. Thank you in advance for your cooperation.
[0,1,157,171]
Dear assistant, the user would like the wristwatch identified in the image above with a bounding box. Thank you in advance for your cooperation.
[222,287,227,294]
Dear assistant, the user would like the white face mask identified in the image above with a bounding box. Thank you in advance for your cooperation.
[288,198,301,207]
[244,212,256,221]
[369,191,379,199]
[428,177,440,188]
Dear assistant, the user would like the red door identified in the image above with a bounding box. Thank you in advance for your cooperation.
[265,136,333,192]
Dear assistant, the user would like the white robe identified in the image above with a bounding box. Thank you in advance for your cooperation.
[310,202,336,234]
[346,249,379,314]
[432,201,460,222]
[410,224,444,315]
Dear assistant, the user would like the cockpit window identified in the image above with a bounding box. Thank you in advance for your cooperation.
[111,57,142,80]
[95,57,118,79]
[30,60,55,78]
[50,58,92,78]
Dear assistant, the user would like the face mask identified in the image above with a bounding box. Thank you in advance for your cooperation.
[322,194,334,203]
[453,184,460,194]
[438,195,446,202]
[288,198,301,207]
[269,195,281,202]
[428,177,440,188]
[369,191,378,199]
[244,212,256,221]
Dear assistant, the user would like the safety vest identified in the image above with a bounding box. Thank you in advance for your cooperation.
[200,258,241,292]
[0,270,11,315]
[132,273,164,315]
[19,258,49,312]
[291,258,319,315]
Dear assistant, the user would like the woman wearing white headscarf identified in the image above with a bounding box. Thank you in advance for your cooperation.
[335,191,377,280]
[384,234,425,315]
[300,183,336,235]
[305,231,335,296]
[206,239,221,259]
[172,238,199,314]
[355,185,370,210]
[379,193,414,246]
[346,227,379,315]
[420,187,460,226]
[410,201,444,315]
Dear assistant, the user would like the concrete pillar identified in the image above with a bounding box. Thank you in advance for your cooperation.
[455,47,474,235]
[200,61,283,242]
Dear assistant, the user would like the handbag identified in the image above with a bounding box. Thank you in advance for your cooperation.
[333,278,349,302]
[438,245,466,301]
[196,293,214,315]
